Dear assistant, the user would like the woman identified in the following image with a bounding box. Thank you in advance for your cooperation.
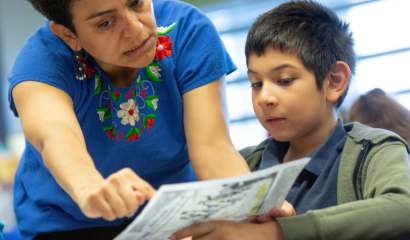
[8,0,252,238]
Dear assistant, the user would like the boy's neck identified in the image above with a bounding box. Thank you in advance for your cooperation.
[282,117,339,163]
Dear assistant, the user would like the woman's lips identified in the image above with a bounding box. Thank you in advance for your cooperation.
[265,117,285,126]
[124,37,152,57]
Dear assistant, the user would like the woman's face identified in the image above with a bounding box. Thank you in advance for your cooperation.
[70,0,157,71]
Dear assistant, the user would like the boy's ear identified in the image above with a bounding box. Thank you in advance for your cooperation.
[325,61,350,103]
[49,21,82,52]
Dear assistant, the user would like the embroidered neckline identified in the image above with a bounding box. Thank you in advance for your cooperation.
[85,22,177,143]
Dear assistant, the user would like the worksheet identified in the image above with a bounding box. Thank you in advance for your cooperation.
[115,158,310,240]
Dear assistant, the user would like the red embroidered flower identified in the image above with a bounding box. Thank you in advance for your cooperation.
[107,128,114,140]
[128,132,139,141]
[155,36,172,60]
[81,57,95,79]
[108,98,112,108]
[113,90,120,97]
[147,118,154,131]
[140,89,147,98]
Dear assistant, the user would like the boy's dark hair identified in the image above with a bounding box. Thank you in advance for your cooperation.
[27,0,77,35]
[245,0,356,109]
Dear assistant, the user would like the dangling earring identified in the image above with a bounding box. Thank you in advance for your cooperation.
[73,51,86,80]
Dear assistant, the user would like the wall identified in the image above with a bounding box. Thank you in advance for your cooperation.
[0,0,45,139]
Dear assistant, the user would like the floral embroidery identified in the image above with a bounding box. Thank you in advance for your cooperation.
[125,127,141,141]
[81,56,95,79]
[143,114,156,130]
[117,99,140,126]
[104,125,116,141]
[137,76,143,85]
[140,89,147,98]
[112,90,121,102]
[146,96,159,110]
[96,107,111,122]
[157,22,177,35]
[94,74,103,94]
[155,36,172,60]
[93,21,178,142]
[146,62,162,82]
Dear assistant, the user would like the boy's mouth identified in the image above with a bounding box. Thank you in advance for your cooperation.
[266,117,285,126]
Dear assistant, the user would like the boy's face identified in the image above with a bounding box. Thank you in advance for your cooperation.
[248,48,331,143]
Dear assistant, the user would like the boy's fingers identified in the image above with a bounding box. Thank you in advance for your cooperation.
[257,214,274,223]
[171,222,215,240]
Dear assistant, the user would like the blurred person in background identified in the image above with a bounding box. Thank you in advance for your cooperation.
[349,88,410,143]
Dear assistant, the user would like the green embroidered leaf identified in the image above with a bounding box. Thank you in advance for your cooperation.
[146,114,157,119]
[124,128,136,138]
[146,62,162,82]
[103,110,111,122]
[103,125,113,131]
[108,85,111,94]
[96,107,109,112]
[137,75,143,85]
[135,128,141,137]
[157,21,177,35]
[147,100,153,109]
[147,95,159,101]
[94,74,103,95]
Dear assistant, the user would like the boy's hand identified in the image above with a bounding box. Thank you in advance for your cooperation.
[74,168,156,221]
[170,220,283,240]
[249,200,296,223]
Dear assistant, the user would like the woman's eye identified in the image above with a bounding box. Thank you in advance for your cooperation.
[131,0,143,7]
[278,78,293,84]
[98,20,112,28]
[250,82,262,89]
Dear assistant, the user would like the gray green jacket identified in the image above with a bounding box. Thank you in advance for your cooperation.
[240,122,410,240]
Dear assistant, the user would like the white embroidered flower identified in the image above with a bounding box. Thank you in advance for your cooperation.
[157,26,168,33]
[97,111,105,122]
[149,65,162,78]
[117,99,139,126]
[157,22,177,34]
[95,78,99,91]
[151,98,159,110]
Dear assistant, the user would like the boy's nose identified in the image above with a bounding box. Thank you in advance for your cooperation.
[122,13,143,38]
[258,85,278,107]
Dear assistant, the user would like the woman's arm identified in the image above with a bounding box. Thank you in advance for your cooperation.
[182,76,250,180]
[13,81,156,221]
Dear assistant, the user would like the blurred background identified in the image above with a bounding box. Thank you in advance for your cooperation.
[0,0,409,238]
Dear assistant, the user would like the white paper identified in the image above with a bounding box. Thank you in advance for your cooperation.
[114,157,310,240]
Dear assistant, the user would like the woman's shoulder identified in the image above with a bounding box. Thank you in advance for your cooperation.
[9,20,75,85]
[153,0,212,30]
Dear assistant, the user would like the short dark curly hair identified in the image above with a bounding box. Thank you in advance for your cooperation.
[245,0,356,109]
[27,0,77,35]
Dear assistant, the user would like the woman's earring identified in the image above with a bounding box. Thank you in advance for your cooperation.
[73,51,86,80]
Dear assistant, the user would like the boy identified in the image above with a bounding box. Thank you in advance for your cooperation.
[171,1,410,239]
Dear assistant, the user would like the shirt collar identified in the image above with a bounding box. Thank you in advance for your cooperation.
[304,119,346,176]
[260,119,346,176]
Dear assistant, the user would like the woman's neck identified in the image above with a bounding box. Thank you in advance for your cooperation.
[97,61,139,88]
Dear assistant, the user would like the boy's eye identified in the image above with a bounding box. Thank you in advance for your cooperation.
[278,78,293,84]
[250,82,262,89]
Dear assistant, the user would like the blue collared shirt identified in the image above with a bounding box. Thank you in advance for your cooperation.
[257,120,347,214]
